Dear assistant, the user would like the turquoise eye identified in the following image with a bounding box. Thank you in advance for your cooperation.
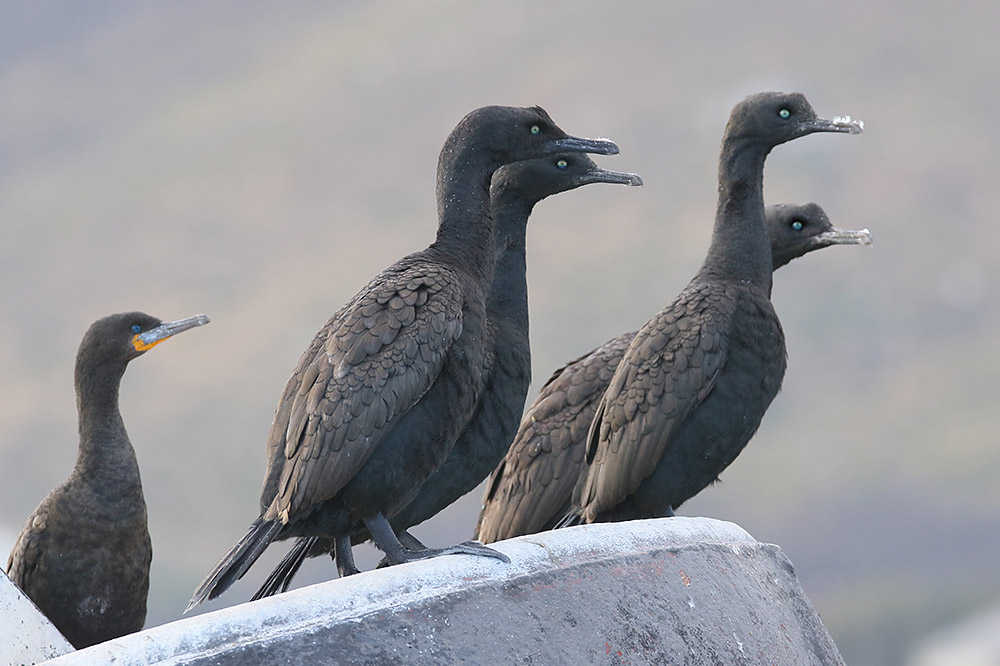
[530,125,540,135]
[131,324,142,333]
[779,108,791,119]
[556,159,568,169]
[791,220,803,231]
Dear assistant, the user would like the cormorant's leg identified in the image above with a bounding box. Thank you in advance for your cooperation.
[399,530,427,551]
[334,535,360,577]
[663,506,676,517]
[375,529,429,569]
[364,512,510,568]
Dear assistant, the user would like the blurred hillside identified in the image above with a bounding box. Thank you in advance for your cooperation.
[1,2,998,665]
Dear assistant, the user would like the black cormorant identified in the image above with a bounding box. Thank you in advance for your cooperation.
[187,106,619,609]
[475,203,871,542]
[252,153,642,597]
[563,92,862,526]
[6,312,209,648]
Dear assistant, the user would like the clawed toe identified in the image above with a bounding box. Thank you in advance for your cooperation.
[443,540,510,563]
[381,541,509,567]
[365,513,509,571]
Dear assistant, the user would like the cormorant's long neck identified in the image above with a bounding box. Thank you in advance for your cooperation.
[485,192,532,329]
[698,139,774,292]
[432,138,498,284]
[72,359,141,493]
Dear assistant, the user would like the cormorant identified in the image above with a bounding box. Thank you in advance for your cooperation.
[563,92,862,526]
[475,203,871,542]
[6,312,209,648]
[252,153,643,598]
[187,106,619,609]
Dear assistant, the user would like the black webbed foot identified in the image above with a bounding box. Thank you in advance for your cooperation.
[365,513,510,569]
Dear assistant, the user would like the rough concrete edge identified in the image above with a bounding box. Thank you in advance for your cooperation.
[1,568,74,665]
[43,517,757,665]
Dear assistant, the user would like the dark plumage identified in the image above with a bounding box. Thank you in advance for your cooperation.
[393,158,641,531]
[562,92,862,526]
[187,106,619,609]
[251,154,643,599]
[475,203,871,542]
[5,312,209,648]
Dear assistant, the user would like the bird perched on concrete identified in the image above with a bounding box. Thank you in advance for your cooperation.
[560,92,862,526]
[475,203,871,542]
[187,105,620,609]
[6,312,209,648]
[251,153,642,598]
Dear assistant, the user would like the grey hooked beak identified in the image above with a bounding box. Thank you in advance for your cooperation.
[550,136,621,156]
[803,115,865,135]
[137,314,211,350]
[817,227,873,246]
[586,166,643,187]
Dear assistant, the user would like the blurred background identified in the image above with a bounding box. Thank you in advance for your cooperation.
[1,2,997,664]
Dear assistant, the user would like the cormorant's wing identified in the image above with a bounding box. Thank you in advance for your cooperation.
[260,260,465,523]
[6,495,53,589]
[476,333,633,541]
[579,283,732,520]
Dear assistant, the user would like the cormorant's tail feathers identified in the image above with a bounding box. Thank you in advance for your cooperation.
[250,536,317,601]
[186,517,281,612]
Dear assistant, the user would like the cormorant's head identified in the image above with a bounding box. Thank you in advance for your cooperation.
[491,152,642,204]
[443,105,620,170]
[78,312,210,370]
[725,92,863,148]
[767,202,873,270]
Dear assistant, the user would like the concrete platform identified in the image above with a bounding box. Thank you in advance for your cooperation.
[35,517,844,665]
[0,568,73,665]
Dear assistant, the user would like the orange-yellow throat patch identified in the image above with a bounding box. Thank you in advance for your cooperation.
[132,333,168,352]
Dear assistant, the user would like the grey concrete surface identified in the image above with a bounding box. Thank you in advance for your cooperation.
[1,569,73,666]
[39,518,844,665]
